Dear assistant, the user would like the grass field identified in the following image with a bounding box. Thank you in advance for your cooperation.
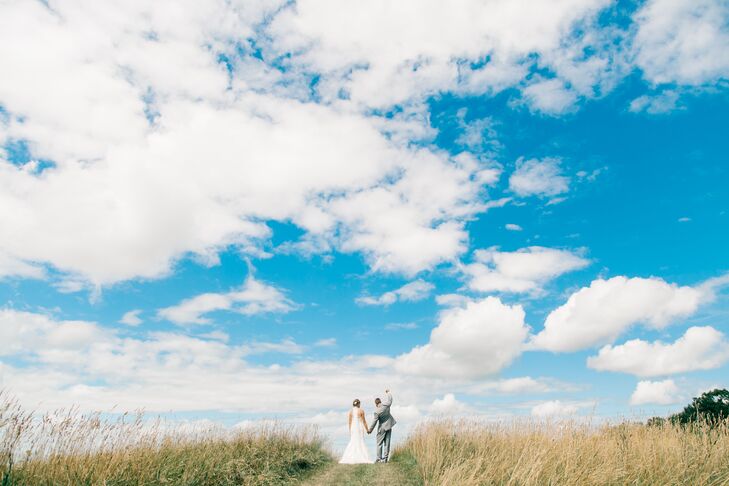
[0,391,425,486]
[6,389,729,486]
[0,393,331,485]
[401,419,729,485]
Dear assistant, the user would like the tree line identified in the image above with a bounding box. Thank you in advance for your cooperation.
[647,388,729,427]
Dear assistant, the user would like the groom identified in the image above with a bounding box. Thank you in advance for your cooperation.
[367,389,396,463]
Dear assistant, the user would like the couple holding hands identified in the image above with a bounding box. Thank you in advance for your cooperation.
[339,390,396,464]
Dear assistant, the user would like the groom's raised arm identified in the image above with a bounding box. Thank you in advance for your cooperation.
[381,389,393,407]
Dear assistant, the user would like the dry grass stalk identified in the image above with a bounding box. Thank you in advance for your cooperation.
[0,392,331,485]
[401,419,729,485]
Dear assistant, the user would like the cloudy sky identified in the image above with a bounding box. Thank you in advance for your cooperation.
[1,0,728,449]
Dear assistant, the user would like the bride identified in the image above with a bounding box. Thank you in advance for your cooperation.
[339,398,372,464]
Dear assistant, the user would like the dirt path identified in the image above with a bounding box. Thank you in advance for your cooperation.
[298,455,422,486]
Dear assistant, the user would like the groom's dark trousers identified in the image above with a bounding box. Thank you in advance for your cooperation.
[376,428,392,462]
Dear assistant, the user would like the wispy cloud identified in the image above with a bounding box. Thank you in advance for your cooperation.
[385,322,418,331]
[119,310,143,326]
[356,279,434,306]
[244,338,306,355]
[314,338,337,347]
[462,246,589,294]
[158,277,297,325]
[509,157,570,198]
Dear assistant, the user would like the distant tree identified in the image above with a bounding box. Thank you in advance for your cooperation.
[646,416,665,427]
[671,389,729,425]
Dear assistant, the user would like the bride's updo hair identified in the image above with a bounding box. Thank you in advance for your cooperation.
[352,399,360,407]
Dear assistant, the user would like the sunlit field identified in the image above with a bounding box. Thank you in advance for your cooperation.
[6,388,729,486]
[400,419,729,485]
[0,393,331,485]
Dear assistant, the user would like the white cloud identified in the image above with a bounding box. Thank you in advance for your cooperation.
[0,309,475,422]
[509,157,570,198]
[0,309,110,357]
[0,308,576,432]
[490,377,550,394]
[158,276,296,325]
[243,338,305,355]
[466,376,566,395]
[0,1,519,287]
[0,309,394,415]
[314,338,337,347]
[455,110,501,154]
[384,322,418,331]
[199,330,229,342]
[531,400,579,417]
[326,152,501,276]
[463,246,589,294]
[1,0,725,290]
[575,168,604,182]
[435,293,471,307]
[532,276,704,352]
[395,296,529,378]
[2,0,729,430]
[630,379,680,406]
[633,0,729,86]
[1,92,496,284]
[53,278,91,295]
[0,251,44,280]
[587,326,729,377]
[429,394,472,416]
[629,90,682,114]
[520,78,578,115]
[677,217,691,223]
[119,310,143,326]
[699,273,729,299]
[268,0,613,108]
[505,223,523,231]
[356,279,434,306]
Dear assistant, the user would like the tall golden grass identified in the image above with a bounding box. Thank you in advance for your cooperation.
[401,419,729,485]
[0,392,331,485]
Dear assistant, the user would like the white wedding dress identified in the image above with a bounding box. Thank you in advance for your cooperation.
[339,407,372,464]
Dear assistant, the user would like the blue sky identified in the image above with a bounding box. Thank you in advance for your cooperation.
[0,0,728,447]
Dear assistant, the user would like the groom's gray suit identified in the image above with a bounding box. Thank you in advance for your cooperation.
[368,391,396,462]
